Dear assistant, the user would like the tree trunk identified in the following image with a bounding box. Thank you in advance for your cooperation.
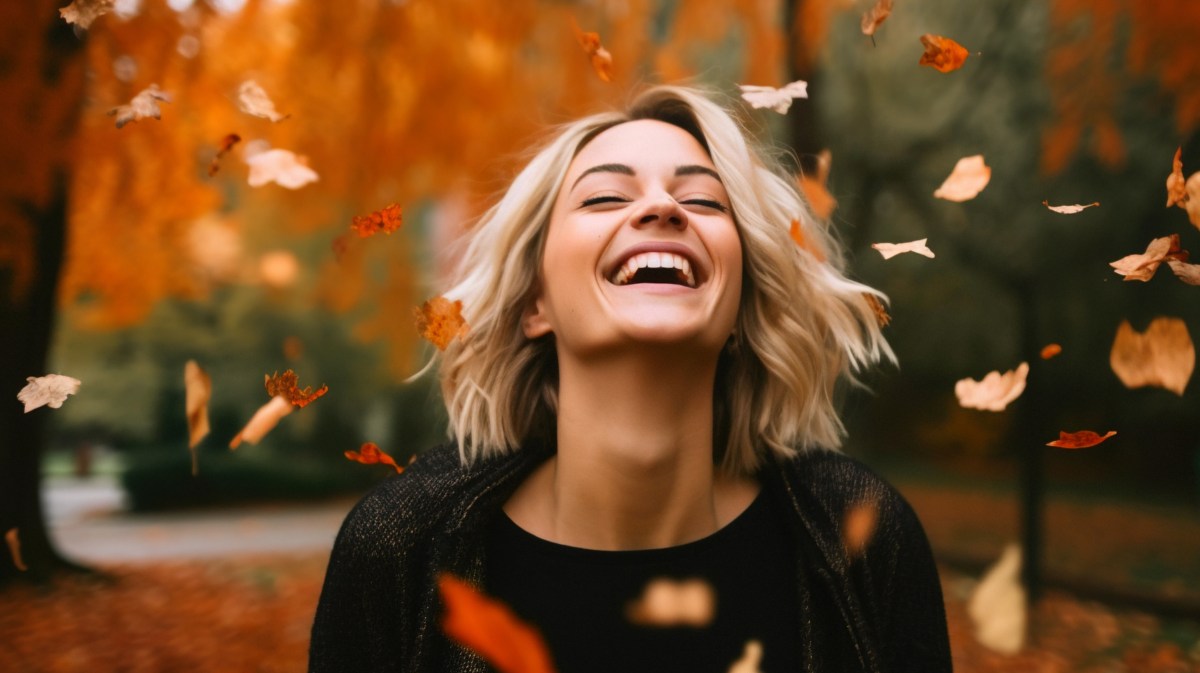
[0,2,88,585]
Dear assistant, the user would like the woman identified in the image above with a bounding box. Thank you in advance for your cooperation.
[309,85,951,673]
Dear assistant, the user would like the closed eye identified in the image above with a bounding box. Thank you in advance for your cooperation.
[681,198,728,213]
[579,195,629,208]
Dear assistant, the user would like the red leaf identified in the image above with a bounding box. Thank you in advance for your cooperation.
[1046,430,1117,449]
[343,442,404,474]
[918,34,969,73]
[439,574,558,673]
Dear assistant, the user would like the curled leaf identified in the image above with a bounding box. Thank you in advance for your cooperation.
[934,155,991,202]
[264,369,328,408]
[626,577,716,627]
[5,528,27,572]
[570,18,612,83]
[1039,343,1062,360]
[59,0,114,29]
[415,296,469,350]
[439,573,558,673]
[738,80,809,115]
[1166,147,1187,208]
[1109,317,1194,396]
[245,148,318,189]
[861,0,893,37]
[109,84,171,129]
[184,361,212,475]
[207,133,241,177]
[229,395,293,449]
[1042,200,1099,214]
[237,80,289,122]
[1109,234,1187,282]
[918,34,969,73]
[955,362,1029,412]
[727,640,764,673]
[351,204,403,238]
[871,238,935,260]
[18,374,81,413]
[344,442,404,474]
[968,544,1025,654]
[1046,430,1117,449]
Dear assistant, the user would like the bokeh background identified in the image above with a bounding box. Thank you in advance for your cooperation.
[3,0,1200,670]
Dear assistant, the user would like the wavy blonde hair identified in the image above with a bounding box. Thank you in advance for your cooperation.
[440,85,893,475]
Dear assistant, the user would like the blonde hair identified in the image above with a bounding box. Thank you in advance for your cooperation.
[440,85,893,475]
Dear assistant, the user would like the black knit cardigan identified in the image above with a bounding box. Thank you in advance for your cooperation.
[308,442,952,673]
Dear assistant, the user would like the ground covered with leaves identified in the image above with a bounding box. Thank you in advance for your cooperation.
[1,551,1198,672]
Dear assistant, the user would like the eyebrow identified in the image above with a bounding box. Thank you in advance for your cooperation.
[570,163,723,191]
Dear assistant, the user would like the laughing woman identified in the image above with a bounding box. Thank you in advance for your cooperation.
[309,86,952,673]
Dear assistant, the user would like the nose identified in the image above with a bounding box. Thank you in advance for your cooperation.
[632,194,687,230]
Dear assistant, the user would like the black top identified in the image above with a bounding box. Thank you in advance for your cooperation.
[483,490,802,672]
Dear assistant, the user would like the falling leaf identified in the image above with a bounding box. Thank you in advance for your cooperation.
[1109,234,1187,282]
[1109,318,1194,396]
[184,360,211,475]
[1040,343,1062,360]
[918,34,969,73]
[798,150,837,220]
[344,442,404,474]
[264,369,328,408]
[842,499,879,558]
[237,80,289,122]
[1166,258,1200,285]
[415,296,469,350]
[863,293,891,327]
[5,528,27,572]
[1166,147,1187,208]
[439,574,558,673]
[1046,430,1117,449]
[1042,200,1099,214]
[789,219,826,262]
[17,374,81,413]
[738,80,809,114]
[934,155,991,202]
[727,640,764,673]
[871,238,935,260]
[955,362,1029,412]
[108,84,172,129]
[229,395,294,449]
[244,148,318,189]
[861,0,893,37]
[968,544,1025,654]
[626,577,715,627]
[207,133,241,177]
[570,18,613,83]
[350,204,403,238]
[59,0,114,29]
[1186,172,1200,230]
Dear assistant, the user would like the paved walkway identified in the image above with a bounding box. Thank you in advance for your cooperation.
[43,475,355,563]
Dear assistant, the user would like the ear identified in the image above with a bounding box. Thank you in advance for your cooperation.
[522,292,553,339]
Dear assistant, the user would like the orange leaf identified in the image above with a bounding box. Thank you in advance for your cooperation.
[918,34,969,73]
[5,528,27,572]
[797,150,837,220]
[1046,430,1117,449]
[626,577,716,628]
[728,641,765,673]
[789,219,826,262]
[841,499,879,558]
[861,0,893,37]
[1040,343,1062,359]
[264,369,329,408]
[415,296,469,350]
[1166,147,1187,208]
[569,18,612,83]
[1109,234,1188,282]
[350,204,403,238]
[184,360,211,474]
[934,155,991,202]
[207,133,241,178]
[344,442,404,474]
[863,293,891,327]
[439,574,558,673]
[1042,200,1099,214]
[1109,317,1194,396]
[229,395,294,449]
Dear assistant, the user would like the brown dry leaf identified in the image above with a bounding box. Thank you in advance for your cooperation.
[968,544,1025,654]
[350,204,403,238]
[1187,172,1200,230]
[918,34,969,73]
[264,369,329,408]
[934,155,991,202]
[863,293,891,327]
[798,150,837,220]
[5,528,27,572]
[738,80,809,114]
[1043,200,1099,214]
[237,80,289,122]
[1109,234,1187,282]
[1109,318,1194,396]
[229,396,294,449]
[344,442,404,474]
[1166,258,1200,285]
[415,296,469,350]
[1166,147,1187,208]
[207,133,241,177]
[570,18,612,83]
[871,238,935,260]
[1046,430,1117,449]
[439,573,558,673]
[727,640,764,673]
[59,0,114,29]
[184,360,211,475]
[626,577,716,627]
[109,84,172,129]
[789,219,827,262]
[955,362,1029,412]
[17,374,82,413]
[842,499,879,558]
[861,0,893,37]
[1040,343,1063,360]
[245,148,318,189]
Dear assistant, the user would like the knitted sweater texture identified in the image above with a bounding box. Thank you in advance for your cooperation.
[308,442,952,673]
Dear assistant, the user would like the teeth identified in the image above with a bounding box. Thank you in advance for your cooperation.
[612,252,697,288]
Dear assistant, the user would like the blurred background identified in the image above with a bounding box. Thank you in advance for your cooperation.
[2,0,1199,670]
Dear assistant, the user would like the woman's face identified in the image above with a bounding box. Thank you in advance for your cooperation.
[523,119,743,358]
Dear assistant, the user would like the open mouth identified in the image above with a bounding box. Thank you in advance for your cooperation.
[610,251,697,288]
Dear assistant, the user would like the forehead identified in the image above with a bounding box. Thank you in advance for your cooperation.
[567,119,715,178]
